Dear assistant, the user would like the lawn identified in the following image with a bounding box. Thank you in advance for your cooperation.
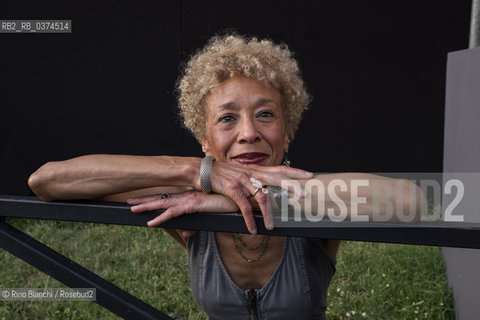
[0,218,454,320]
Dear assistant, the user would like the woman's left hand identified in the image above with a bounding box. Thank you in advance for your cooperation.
[128,190,239,228]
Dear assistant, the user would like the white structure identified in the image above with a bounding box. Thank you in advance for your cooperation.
[442,47,480,320]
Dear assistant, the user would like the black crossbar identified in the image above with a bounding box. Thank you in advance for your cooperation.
[1,195,480,249]
[0,221,173,320]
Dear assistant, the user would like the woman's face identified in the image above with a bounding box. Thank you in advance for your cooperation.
[202,76,289,166]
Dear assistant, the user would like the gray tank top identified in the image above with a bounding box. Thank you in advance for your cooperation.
[188,231,336,320]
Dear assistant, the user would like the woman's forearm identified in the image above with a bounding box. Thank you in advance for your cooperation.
[288,173,425,223]
[28,154,201,201]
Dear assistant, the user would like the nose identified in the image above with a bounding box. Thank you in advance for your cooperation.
[237,116,261,144]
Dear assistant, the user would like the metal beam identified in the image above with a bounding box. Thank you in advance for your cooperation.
[470,0,480,48]
[0,220,172,320]
[1,195,480,248]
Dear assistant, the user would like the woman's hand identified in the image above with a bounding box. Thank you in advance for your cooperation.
[128,191,239,236]
[207,161,313,234]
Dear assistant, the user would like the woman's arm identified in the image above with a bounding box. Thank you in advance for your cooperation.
[129,190,240,250]
[294,173,425,223]
[129,173,425,228]
[28,154,201,201]
[129,173,424,259]
[28,154,313,234]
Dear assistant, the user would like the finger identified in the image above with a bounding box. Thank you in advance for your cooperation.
[248,173,304,198]
[283,167,314,179]
[181,230,198,238]
[209,164,260,233]
[147,205,185,227]
[131,197,179,213]
[272,178,306,197]
[127,195,164,205]
[248,164,313,178]
[227,189,257,234]
[255,191,274,230]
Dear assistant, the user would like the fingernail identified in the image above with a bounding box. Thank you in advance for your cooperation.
[251,227,257,235]
[302,171,313,178]
[268,215,275,230]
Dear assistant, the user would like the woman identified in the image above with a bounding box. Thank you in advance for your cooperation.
[28,34,421,319]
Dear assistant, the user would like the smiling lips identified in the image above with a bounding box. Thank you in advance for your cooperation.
[232,152,269,165]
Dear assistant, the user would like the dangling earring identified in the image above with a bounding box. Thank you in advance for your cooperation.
[281,151,290,167]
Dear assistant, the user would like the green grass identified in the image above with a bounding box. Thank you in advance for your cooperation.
[0,218,454,320]
[0,218,203,320]
[327,242,454,319]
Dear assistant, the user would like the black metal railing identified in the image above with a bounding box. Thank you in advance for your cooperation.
[1,195,480,319]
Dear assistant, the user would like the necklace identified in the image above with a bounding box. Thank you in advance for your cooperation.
[232,233,270,263]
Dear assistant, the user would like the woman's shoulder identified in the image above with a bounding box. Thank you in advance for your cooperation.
[314,239,341,261]
[292,237,339,264]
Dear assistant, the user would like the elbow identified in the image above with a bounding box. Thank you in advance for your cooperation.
[28,162,58,201]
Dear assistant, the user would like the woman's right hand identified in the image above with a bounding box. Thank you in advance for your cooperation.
[207,162,313,234]
[128,190,239,234]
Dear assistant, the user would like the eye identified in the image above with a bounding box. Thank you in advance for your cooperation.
[257,111,274,118]
[219,114,234,123]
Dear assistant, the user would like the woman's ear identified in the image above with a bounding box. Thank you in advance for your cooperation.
[283,136,290,153]
[201,139,210,154]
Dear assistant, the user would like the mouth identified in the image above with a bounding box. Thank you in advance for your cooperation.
[231,152,269,165]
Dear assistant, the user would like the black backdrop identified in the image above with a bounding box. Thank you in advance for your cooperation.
[0,0,471,195]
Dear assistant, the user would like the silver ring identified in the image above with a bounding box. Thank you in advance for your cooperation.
[250,177,263,188]
[160,193,169,199]
[250,177,269,196]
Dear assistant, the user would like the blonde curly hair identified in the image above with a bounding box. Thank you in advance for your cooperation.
[177,34,311,142]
